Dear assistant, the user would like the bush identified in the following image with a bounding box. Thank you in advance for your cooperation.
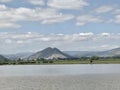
[49,60,54,63]
[43,60,49,63]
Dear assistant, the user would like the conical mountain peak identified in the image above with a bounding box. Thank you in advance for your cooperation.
[28,47,73,60]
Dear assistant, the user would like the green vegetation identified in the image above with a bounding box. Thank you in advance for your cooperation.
[0,57,120,65]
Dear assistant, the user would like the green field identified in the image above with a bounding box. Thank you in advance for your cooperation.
[53,59,120,64]
[0,59,120,65]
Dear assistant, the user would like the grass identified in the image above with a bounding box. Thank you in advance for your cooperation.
[0,59,120,65]
[53,59,120,64]
[93,59,120,64]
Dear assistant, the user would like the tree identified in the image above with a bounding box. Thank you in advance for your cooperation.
[90,56,99,60]
[49,60,54,63]
[89,56,99,64]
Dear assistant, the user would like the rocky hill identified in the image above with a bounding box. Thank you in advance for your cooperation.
[28,47,73,60]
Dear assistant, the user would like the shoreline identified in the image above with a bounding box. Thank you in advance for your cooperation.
[0,59,120,65]
[1,63,120,66]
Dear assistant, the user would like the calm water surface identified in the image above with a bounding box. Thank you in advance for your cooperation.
[0,64,120,76]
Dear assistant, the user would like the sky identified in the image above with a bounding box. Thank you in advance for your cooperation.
[0,0,120,54]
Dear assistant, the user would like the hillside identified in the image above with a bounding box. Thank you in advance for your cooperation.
[65,47,120,57]
[0,55,9,61]
[28,47,73,60]
[5,52,33,60]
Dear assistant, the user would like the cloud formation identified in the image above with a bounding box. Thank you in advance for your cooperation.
[0,32,94,43]
[76,15,103,26]
[1,32,119,44]
[0,1,120,28]
[28,0,45,5]
[114,15,120,24]
[0,0,11,3]
[0,5,74,28]
[0,32,119,53]
[114,9,120,14]
[95,5,115,13]
[48,0,89,10]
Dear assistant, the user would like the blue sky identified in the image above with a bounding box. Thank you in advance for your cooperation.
[0,0,120,54]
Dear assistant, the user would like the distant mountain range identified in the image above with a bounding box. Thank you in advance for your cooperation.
[95,47,120,57]
[4,52,33,60]
[64,47,120,57]
[63,51,96,57]
[0,55,9,61]
[2,47,120,60]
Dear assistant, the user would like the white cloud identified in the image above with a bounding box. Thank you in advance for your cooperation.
[16,40,27,44]
[0,32,94,43]
[110,9,120,24]
[95,5,114,13]
[100,45,119,50]
[101,33,110,36]
[0,5,74,28]
[28,0,45,5]
[48,0,89,10]
[93,33,120,41]
[0,32,119,53]
[5,39,12,44]
[76,15,104,26]
[114,15,120,24]
[41,13,74,24]
[0,4,7,10]
[78,32,94,36]
[0,32,119,43]
[0,0,11,3]
[0,22,21,28]
[113,9,120,14]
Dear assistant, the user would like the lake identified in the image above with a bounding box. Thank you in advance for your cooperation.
[0,64,120,76]
[0,64,120,90]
